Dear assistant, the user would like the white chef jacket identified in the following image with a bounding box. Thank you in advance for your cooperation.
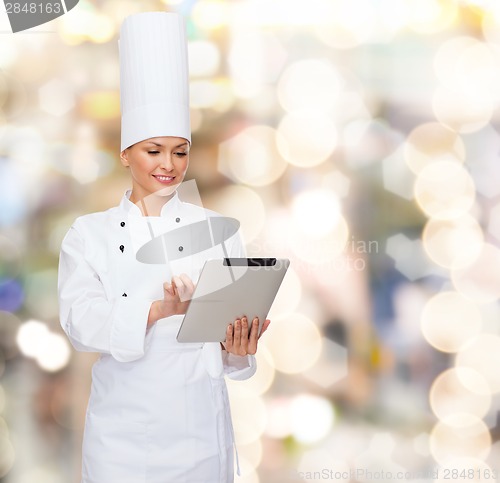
[58,190,256,483]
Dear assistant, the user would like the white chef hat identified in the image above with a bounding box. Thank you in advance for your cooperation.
[118,12,191,152]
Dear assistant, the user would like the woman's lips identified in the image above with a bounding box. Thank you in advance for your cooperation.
[153,175,175,184]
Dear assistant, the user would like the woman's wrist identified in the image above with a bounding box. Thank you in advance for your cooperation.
[148,300,173,327]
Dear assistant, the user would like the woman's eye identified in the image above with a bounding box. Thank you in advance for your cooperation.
[148,151,160,155]
[175,152,188,157]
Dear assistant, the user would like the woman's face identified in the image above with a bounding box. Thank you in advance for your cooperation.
[120,136,190,202]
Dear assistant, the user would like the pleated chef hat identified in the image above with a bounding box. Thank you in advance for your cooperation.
[119,12,191,152]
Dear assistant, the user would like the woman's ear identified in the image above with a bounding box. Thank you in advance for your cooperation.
[120,149,129,168]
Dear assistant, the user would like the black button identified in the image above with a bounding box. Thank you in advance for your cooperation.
[122,293,127,297]
[178,246,183,252]
[119,245,124,253]
[175,217,180,223]
[120,222,125,227]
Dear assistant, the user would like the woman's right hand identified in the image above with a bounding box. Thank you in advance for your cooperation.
[147,274,195,327]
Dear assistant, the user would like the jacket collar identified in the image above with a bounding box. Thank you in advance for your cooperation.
[119,189,182,217]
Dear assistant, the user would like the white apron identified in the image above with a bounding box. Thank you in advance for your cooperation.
[58,190,256,483]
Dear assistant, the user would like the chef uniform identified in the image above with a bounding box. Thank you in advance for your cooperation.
[57,12,255,483]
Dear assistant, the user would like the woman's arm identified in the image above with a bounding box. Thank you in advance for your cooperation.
[58,224,156,362]
[148,275,195,327]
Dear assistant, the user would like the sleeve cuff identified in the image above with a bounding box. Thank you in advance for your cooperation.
[223,352,257,380]
[109,296,155,362]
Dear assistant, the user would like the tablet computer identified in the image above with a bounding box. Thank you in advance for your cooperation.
[176,258,290,343]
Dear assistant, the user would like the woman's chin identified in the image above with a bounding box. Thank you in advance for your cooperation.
[154,185,180,197]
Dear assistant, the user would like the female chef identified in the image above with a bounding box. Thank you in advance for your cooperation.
[58,11,269,483]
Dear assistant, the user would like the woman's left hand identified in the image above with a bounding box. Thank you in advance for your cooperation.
[221,316,271,356]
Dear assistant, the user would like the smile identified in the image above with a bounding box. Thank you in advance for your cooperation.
[153,175,175,183]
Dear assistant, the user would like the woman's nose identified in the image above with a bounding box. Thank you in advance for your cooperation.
[159,154,174,170]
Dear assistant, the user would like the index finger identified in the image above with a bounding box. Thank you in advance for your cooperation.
[163,281,174,296]
[179,273,195,294]
[249,317,259,344]
[173,275,190,302]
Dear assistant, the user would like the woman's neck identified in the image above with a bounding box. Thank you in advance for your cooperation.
[129,192,175,217]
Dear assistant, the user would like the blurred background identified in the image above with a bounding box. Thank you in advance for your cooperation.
[1,0,500,481]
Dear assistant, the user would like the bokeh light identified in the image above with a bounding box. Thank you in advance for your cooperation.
[16,320,71,372]
[303,338,348,388]
[277,59,341,113]
[455,334,500,394]
[235,438,263,472]
[192,0,231,31]
[80,91,121,121]
[277,112,337,167]
[206,185,266,243]
[321,170,351,198]
[48,142,114,185]
[16,320,48,358]
[291,189,342,239]
[227,385,267,445]
[314,0,376,49]
[228,345,275,396]
[39,78,75,117]
[264,397,292,439]
[430,414,491,464]
[455,43,500,102]
[289,394,335,444]
[188,40,221,78]
[262,313,322,374]
[228,31,286,99]
[36,332,72,372]
[59,4,116,45]
[432,86,493,133]
[429,368,491,421]
[217,125,287,186]
[405,0,458,35]
[414,160,475,220]
[403,122,465,175]
[266,267,302,318]
[289,220,350,265]
[434,36,478,87]
[0,39,18,69]
[451,243,500,303]
[230,0,343,28]
[422,215,484,269]
[420,291,482,353]
[434,36,500,103]
[482,6,500,45]
[190,79,234,111]
[287,189,349,265]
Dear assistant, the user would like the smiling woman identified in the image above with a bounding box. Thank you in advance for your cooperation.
[120,136,191,216]
[56,10,270,483]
